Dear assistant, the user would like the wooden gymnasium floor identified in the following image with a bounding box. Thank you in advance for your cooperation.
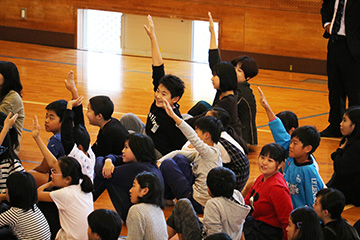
[0,40,359,236]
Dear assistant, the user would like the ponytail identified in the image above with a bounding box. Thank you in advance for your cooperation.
[80,174,93,193]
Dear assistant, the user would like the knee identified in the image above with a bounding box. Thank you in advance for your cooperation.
[176,198,192,208]
[94,157,105,178]
[159,159,176,172]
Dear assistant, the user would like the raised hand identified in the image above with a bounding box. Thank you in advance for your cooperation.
[32,115,41,139]
[258,87,270,109]
[4,112,18,130]
[209,12,215,33]
[144,14,155,38]
[67,96,84,109]
[65,70,79,99]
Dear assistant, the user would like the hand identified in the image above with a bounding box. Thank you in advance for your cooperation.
[325,24,330,34]
[102,159,114,178]
[32,115,41,139]
[257,87,270,110]
[163,98,176,119]
[208,12,215,33]
[67,96,83,109]
[65,70,77,92]
[144,15,155,39]
[3,112,18,130]
[339,138,348,149]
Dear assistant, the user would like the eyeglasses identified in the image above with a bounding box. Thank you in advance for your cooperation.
[50,168,62,176]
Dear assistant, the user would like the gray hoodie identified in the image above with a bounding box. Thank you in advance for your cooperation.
[203,190,251,240]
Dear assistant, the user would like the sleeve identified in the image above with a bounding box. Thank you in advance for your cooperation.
[126,206,145,240]
[158,150,197,164]
[72,104,85,126]
[48,135,65,159]
[0,92,15,115]
[302,167,324,207]
[105,154,124,166]
[269,185,293,238]
[61,109,76,155]
[268,117,290,150]
[203,200,223,236]
[152,64,165,92]
[50,188,69,210]
[208,49,221,70]
[0,208,17,227]
[331,142,360,175]
[321,0,335,26]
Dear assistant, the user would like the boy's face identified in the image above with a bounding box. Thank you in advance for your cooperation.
[313,196,325,220]
[45,110,62,134]
[289,137,310,159]
[154,83,179,108]
[195,128,208,142]
[235,63,246,83]
[86,103,99,126]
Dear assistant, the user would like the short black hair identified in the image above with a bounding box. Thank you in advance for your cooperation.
[7,172,37,212]
[230,56,259,80]
[290,207,323,240]
[207,167,235,198]
[135,171,164,209]
[73,124,90,152]
[45,100,67,122]
[291,126,320,155]
[205,232,232,240]
[159,74,185,99]
[0,61,23,102]
[212,62,237,92]
[316,188,345,220]
[88,209,122,240]
[89,96,114,120]
[125,133,156,164]
[259,143,286,164]
[194,116,223,143]
[276,111,298,133]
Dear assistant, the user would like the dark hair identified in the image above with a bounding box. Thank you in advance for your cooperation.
[205,232,232,240]
[230,56,259,80]
[212,62,237,93]
[45,100,67,122]
[89,96,114,120]
[0,112,19,162]
[0,61,23,102]
[207,107,248,154]
[291,126,320,155]
[290,207,323,240]
[88,209,122,240]
[58,156,93,193]
[342,106,360,146]
[0,226,18,240]
[7,172,37,212]
[135,171,164,209]
[276,111,299,133]
[316,188,345,220]
[159,74,185,99]
[259,143,286,164]
[125,133,156,164]
[194,116,223,143]
[207,167,235,198]
[73,124,90,152]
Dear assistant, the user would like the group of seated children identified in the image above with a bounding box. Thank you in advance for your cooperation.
[1,11,360,240]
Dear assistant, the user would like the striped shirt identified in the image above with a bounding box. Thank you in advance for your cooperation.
[0,157,24,194]
[0,205,51,240]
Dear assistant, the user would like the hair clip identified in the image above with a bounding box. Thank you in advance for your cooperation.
[296,222,303,229]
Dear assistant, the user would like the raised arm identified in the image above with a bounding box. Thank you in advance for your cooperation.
[209,12,217,50]
[0,113,18,146]
[258,87,276,121]
[65,71,84,126]
[144,15,163,67]
[32,115,57,169]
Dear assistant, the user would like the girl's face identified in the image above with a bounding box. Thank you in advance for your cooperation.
[286,217,299,240]
[129,178,147,204]
[258,154,281,180]
[211,75,220,90]
[235,63,246,83]
[51,161,70,187]
[340,114,355,136]
[122,140,136,163]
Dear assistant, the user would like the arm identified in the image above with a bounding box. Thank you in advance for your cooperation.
[0,113,18,145]
[303,167,324,207]
[258,87,276,121]
[126,206,145,240]
[208,12,221,70]
[65,70,85,126]
[32,115,57,169]
[37,181,54,202]
[331,140,360,175]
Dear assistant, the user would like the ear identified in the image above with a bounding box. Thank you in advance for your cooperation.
[207,187,214,198]
[96,113,103,120]
[303,145,313,154]
[288,127,295,135]
[278,162,285,171]
[65,176,72,185]
[139,187,149,197]
[170,96,180,105]
[203,131,211,140]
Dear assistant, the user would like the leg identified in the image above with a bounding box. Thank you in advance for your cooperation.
[93,157,107,201]
[119,113,146,134]
[106,180,132,222]
[167,199,203,240]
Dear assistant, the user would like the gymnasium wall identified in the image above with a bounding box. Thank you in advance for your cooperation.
[0,0,327,74]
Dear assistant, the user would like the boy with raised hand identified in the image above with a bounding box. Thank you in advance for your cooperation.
[313,188,359,240]
[143,15,187,156]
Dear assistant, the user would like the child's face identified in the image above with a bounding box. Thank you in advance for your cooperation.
[122,140,136,163]
[0,73,4,87]
[129,178,147,204]
[86,103,99,126]
[50,161,69,188]
[258,154,281,180]
[235,63,246,83]
[154,84,178,108]
[195,128,207,142]
[340,114,355,136]
[45,110,62,134]
[286,217,299,240]
[289,137,309,160]
[313,196,325,220]
[211,75,220,90]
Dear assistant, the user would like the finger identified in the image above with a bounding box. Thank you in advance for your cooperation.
[10,113,18,121]
[208,12,213,21]
[257,87,263,96]
[5,112,12,121]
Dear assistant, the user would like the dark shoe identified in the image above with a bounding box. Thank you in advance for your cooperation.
[320,125,342,138]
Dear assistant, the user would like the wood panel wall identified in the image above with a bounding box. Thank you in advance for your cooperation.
[0,0,327,74]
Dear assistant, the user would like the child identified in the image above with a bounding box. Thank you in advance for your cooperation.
[244,143,293,240]
[0,61,24,154]
[93,133,164,222]
[159,98,222,213]
[313,188,360,240]
[0,112,24,194]
[87,209,122,240]
[0,172,50,240]
[38,156,94,240]
[167,167,251,240]
[286,207,323,240]
[327,106,360,206]
[86,95,128,157]
[126,171,167,240]
[207,12,258,145]
[31,99,67,186]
